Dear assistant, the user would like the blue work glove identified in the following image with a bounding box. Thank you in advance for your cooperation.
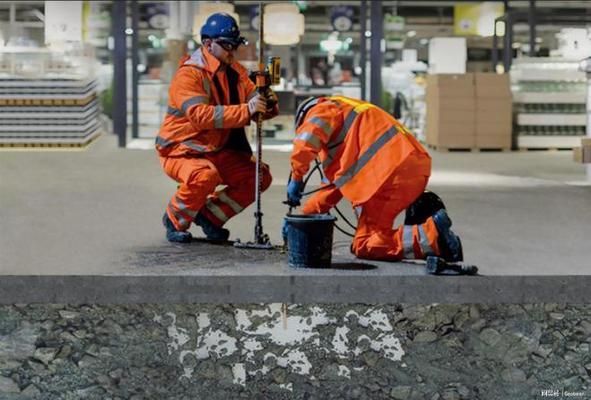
[286,179,304,207]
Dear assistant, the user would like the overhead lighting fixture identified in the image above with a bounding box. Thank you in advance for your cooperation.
[263,3,305,45]
[407,30,416,38]
[365,30,372,38]
[495,20,505,36]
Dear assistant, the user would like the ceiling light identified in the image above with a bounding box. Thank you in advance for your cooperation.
[263,4,305,45]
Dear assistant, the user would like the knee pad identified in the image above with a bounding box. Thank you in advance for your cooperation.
[404,190,446,225]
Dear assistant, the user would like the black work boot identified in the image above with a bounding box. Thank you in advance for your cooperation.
[432,209,463,262]
[163,213,192,243]
[194,212,230,242]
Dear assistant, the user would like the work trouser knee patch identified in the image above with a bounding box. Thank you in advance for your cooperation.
[186,168,221,192]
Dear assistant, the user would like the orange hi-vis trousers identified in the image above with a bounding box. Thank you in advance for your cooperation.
[303,154,440,261]
[160,150,272,231]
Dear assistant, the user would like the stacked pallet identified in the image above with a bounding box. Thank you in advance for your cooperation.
[0,78,101,148]
[573,138,591,164]
[425,73,513,152]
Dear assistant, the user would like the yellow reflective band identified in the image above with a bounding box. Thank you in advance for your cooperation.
[330,96,375,113]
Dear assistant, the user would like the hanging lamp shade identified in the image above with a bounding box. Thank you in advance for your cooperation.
[193,2,240,42]
[263,4,305,45]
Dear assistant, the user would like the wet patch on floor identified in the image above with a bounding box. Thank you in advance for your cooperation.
[124,240,285,271]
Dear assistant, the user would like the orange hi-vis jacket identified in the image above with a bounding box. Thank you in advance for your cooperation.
[156,47,270,157]
[291,96,431,205]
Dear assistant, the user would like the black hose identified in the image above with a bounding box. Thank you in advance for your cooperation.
[286,158,358,237]
[333,219,356,237]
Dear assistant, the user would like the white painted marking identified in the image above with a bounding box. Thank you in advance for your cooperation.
[338,365,351,379]
[232,363,246,386]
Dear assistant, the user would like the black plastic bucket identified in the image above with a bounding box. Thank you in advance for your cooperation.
[284,214,336,268]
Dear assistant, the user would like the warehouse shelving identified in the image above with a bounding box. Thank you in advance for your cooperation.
[511,57,586,150]
[0,45,102,148]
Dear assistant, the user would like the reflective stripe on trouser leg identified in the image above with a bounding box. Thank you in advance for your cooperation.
[167,196,199,231]
[401,222,437,259]
[160,156,222,231]
[202,190,247,226]
[418,225,435,257]
[198,152,272,226]
[204,198,230,224]
[402,225,414,259]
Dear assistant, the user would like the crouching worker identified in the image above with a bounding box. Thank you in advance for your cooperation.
[156,13,278,243]
[284,96,462,262]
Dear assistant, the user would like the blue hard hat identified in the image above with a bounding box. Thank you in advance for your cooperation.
[200,13,247,46]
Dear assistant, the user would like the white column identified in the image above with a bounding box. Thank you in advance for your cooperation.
[165,1,183,40]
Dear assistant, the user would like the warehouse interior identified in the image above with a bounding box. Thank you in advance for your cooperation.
[3,2,591,399]
[1,0,591,276]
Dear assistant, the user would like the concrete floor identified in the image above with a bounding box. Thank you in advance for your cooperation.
[1,133,590,277]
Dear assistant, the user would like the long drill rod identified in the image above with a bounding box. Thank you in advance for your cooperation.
[253,2,266,244]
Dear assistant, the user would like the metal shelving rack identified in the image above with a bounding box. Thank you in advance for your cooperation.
[0,46,102,148]
[511,57,587,149]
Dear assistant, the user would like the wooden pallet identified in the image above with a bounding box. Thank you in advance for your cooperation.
[518,147,574,152]
[427,145,511,153]
[0,95,96,107]
[0,130,102,151]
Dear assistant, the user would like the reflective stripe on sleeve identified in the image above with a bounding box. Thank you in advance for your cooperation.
[181,96,209,114]
[167,106,184,117]
[294,132,321,149]
[334,126,398,188]
[155,135,175,148]
[402,225,415,259]
[214,105,224,129]
[308,116,333,136]
[181,140,209,152]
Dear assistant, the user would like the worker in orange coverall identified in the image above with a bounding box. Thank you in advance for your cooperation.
[156,13,278,243]
[285,96,463,262]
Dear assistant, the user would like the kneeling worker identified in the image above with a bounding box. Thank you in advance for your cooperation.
[285,96,462,262]
[156,13,278,243]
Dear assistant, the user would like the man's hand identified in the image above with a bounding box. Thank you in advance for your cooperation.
[264,89,278,111]
[286,179,304,207]
[248,93,267,116]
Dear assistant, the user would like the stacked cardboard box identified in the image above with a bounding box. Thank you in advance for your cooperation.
[474,73,512,150]
[425,74,475,149]
[425,73,513,150]
[573,138,591,163]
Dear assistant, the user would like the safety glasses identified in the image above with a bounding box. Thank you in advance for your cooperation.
[214,40,239,52]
